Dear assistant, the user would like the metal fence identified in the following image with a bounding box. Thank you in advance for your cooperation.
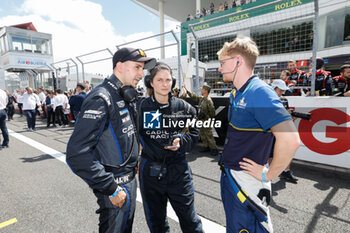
[57,30,182,92]
[4,30,182,93]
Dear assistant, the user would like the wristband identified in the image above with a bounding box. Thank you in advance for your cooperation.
[109,187,123,198]
[262,167,269,183]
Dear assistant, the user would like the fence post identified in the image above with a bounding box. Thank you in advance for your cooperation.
[76,56,85,82]
[311,0,319,96]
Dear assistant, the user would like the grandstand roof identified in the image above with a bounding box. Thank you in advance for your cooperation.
[0,22,37,31]
[132,0,226,22]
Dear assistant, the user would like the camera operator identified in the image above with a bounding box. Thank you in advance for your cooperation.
[270,80,298,183]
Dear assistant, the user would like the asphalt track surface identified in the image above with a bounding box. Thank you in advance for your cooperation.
[0,115,349,233]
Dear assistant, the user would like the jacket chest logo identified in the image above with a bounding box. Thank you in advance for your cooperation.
[237,97,247,109]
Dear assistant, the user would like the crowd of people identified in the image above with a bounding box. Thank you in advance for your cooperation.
[186,0,258,21]
[1,81,92,132]
[273,59,350,97]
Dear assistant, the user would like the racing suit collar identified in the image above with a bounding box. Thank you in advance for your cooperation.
[316,69,325,75]
[109,74,123,89]
[338,75,350,82]
[151,94,172,109]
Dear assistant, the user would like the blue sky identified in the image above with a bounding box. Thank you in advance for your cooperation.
[89,0,163,36]
[0,0,179,68]
[0,0,168,36]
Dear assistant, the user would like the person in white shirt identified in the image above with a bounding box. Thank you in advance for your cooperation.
[53,89,69,127]
[0,89,9,148]
[63,91,71,125]
[84,80,91,95]
[15,89,24,116]
[19,87,41,131]
[38,88,47,118]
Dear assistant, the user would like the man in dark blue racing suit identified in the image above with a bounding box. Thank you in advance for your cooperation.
[66,47,156,233]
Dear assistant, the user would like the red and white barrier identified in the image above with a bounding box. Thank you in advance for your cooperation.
[286,96,350,169]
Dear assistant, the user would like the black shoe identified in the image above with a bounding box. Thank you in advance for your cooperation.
[280,170,298,184]
[199,147,211,153]
[210,149,219,156]
[0,145,9,149]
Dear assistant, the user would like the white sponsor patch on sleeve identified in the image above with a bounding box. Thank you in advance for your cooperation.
[82,109,103,119]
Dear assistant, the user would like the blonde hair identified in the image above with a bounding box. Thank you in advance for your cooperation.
[217,35,259,69]
[288,60,296,64]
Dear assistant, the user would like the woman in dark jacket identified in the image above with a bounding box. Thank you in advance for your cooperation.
[138,62,203,233]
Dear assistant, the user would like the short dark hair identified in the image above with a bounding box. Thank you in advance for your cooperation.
[282,70,291,77]
[149,62,172,82]
[340,64,350,74]
[56,89,62,94]
[76,83,85,90]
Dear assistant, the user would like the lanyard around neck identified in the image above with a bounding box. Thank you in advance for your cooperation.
[229,77,258,122]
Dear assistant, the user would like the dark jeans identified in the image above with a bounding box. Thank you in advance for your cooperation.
[55,106,68,126]
[0,110,9,146]
[24,110,37,129]
[18,103,23,116]
[73,110,80,120]
[47,108,55,126]
[7,105,15,120]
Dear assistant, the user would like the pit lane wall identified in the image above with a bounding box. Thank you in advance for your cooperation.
[211,96,350,169]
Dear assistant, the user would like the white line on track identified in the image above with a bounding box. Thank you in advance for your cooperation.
[8,129,226,232]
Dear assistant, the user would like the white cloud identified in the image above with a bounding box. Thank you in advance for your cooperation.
[0,0,180,76]
[165,19,180,33]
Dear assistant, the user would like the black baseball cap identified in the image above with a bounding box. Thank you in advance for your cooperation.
[113,47,156,70]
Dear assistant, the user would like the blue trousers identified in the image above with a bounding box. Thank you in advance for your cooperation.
[221,172,269,233]
[94,177,137,233]
[0,110,9,146]
[24,110,37,129]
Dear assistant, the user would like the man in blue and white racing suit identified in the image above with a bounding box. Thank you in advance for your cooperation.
[217,36,300,233]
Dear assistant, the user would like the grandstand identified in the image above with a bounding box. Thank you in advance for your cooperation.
[133,0,350,95]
